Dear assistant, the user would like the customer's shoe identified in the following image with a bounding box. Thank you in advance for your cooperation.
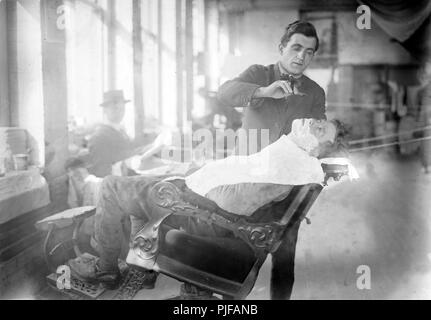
[68,253,120,290]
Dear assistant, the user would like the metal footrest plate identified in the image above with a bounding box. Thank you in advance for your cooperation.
[46,273,106,299]
[113,268,154,300]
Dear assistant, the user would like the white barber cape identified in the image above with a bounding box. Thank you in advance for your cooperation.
[185,135,325,197]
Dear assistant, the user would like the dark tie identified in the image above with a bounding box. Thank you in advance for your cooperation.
[280,74,303,91]
[280,74,304,95]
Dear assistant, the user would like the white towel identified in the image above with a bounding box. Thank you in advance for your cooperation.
[185,135,325,197]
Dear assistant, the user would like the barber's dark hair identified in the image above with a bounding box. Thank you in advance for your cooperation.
[318,119,350,159]
[280,20,319,52]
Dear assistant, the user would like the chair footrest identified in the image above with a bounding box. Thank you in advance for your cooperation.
[113,268,156,300]
[177,283,219,300]
[35,206,96,231]
[46,273,106,299]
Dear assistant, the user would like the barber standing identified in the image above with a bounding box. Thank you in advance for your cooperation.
[217,21,327,299]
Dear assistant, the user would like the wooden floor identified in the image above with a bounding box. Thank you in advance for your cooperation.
[250,151,431,300]
[7,151,431,300]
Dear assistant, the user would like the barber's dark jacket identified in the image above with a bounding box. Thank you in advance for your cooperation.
[218,63,326,155]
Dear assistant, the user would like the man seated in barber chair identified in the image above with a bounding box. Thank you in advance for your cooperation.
[68,118,352,298]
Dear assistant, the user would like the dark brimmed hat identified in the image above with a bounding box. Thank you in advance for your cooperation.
[100,90,131,107]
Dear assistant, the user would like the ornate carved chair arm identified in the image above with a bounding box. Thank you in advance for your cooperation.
[131,181,186,260]
[232,219,284,254]
[131,181,286,259]
[158,186,285,254]
[160,202,284,254]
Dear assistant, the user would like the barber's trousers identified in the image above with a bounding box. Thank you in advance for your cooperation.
[94,175,301,300]
[270,221,301,300]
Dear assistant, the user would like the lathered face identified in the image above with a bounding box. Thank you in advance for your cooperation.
[290,118,337,156]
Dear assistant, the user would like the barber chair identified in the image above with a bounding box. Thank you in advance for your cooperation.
[35,163,348,300]
[123,163,348,300]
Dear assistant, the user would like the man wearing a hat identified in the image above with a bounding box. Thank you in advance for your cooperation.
[83,90,146,177]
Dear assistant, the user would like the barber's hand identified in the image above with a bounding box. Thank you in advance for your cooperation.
[253,80,305,99]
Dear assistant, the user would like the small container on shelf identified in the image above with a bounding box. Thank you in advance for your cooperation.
[12,154,29,171]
